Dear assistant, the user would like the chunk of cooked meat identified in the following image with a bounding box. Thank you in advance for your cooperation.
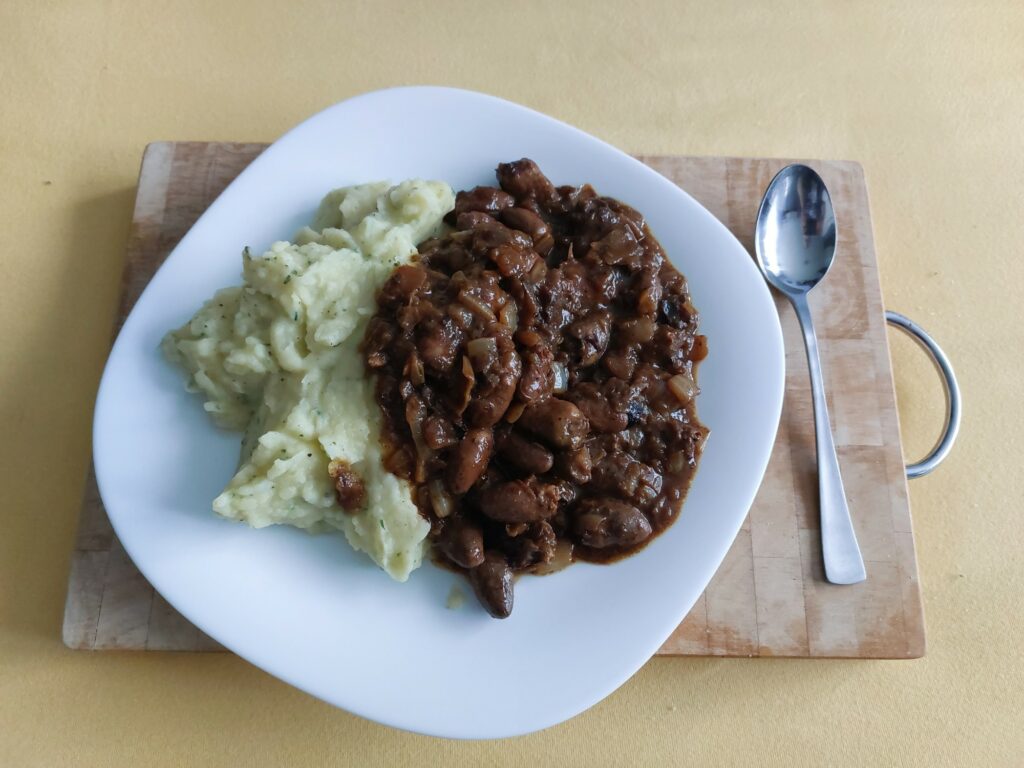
[478,478,561,523]
[516,398,590,450]
[573,498,653,549]
[328,460,366,513]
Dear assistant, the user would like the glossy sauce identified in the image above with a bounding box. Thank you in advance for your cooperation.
[362,159,708,617]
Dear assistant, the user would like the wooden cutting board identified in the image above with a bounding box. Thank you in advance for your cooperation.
[64,143,924,658]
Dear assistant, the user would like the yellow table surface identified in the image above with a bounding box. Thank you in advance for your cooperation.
[2,1,1020,765]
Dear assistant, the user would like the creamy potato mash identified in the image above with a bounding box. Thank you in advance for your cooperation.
[163,179,455,580]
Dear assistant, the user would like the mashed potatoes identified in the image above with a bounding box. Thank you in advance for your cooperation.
[163,179,455,580]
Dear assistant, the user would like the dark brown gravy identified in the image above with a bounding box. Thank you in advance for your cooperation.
[362,159,707,617]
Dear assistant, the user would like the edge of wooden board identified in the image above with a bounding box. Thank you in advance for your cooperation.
[64,144,924,658]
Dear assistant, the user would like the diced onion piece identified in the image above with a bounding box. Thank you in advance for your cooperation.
[528,258,547,283]
[620,317,654,344]
[466,336,498,371]
[552,362,569,393]
[533,540,574,575]
[405,352,425,386]
[624,217,645,242]
[668,452,687,473]
[458,290,496,322]
[429,479,455,518]
[466,335,497,364]
[690,334,708,362]
[499,300,518,330]
[452,356,475,416]
[404,397,433,482]
[667,371,698,404]
[447,303,474,329]
[505,522,529,537]
[638,289,659,316]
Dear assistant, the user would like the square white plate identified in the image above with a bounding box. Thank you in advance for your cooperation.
[93,87,784,738]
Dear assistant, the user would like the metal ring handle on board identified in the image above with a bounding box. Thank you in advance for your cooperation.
[885,311,961,478]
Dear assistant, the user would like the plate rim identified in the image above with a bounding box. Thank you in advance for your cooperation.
[92,86,785,738]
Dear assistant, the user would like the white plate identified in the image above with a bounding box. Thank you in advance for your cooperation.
[93,87,784,739]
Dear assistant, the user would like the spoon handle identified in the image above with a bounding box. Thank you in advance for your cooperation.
[790,293,867,585]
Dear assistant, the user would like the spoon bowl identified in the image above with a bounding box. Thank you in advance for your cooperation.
[755,164,838,294]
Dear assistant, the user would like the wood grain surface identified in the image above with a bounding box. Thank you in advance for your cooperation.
[63,143,924,658]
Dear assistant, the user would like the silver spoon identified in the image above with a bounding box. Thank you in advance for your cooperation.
[754,164,866,585]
